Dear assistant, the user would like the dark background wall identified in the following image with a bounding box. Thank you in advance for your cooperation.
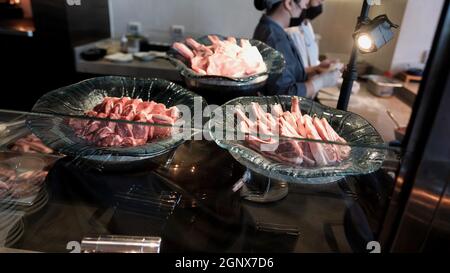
[0,0,110,111]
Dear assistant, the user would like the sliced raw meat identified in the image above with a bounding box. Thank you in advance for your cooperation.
[234,96,351,167]
[172,36,267,78]
[69,97,180,147]
[173,42,195,60]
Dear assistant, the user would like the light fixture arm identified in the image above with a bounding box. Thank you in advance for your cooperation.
[337,0,372,110]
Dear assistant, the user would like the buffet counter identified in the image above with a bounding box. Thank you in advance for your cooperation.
[318,83,412,142]
[74,39,181,82]
[0,129,397,253]
[0,91,399,253]
[0,34,408,252]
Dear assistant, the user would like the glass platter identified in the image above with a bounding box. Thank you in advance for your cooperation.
[27,77,207,168]
[208,96,387,184]
[166,34,285,92]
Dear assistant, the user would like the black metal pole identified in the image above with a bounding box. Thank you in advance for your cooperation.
[337,0,371,110]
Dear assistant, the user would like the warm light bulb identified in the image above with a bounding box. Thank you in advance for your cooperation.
[357,34,374,51]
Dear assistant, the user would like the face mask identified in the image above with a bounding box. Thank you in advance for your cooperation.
[305,4,323,20]
[288,2,306,27]
[289,14,305,27]
[289,4,322,27]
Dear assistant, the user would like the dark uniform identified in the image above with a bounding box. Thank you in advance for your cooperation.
[253,15,308,97]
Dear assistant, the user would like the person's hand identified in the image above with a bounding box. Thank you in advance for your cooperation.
[319,59,334,68]
[311,69,342,93]
[310,0,325,7]
[314,59,341,74]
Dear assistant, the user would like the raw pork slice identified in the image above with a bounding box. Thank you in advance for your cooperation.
[172,36,267,78]
[234,96,351,167]
[69,97,180,147]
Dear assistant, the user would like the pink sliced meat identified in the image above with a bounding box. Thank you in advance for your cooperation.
[95,126,114,142]
[291,96,301,114]
[106,113,120,132]
[294,114,307,137]
[172,36,266,77]
[95,98,114,116]
[186,38,213,56]
[304,116,336,166]
[132,113,150,141]
[151,103,167,115]
[235,107,255,128]
[71,97,180,147]
[236,97,350,167]
[147,116,155,140]
[86,110,98,117]
[83,121,101,136]
[69,117,88,132]
[185,38,202,50]
[208,35,221,45]
[121,137,147,147]
[282,112,298,131]
[0,181,9,191]
[321,118,351,159]
[250,102,270,127]
[102,134,124,147]
[240,39,252,49]
[227,37,237,44]
[265,113,278,131]
[299,142,316,166]
[138,101,156,115]
[313,117,331,142]
[191,56,208,75]
[166,106,181,120]
[152,114,174,138]
[173,42,195,60]
[115,117,134,138]
[271,104,283,118]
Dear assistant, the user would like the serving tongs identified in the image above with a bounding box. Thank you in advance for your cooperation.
[386,109,406,142]
[386,110,401,129]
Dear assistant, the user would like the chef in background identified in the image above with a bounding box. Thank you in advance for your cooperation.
[285,0,336,74]
[253,0,341,99]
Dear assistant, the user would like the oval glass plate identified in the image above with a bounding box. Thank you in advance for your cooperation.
[208,96,387,184]
[27,76,206,161]
[166,34,285,89]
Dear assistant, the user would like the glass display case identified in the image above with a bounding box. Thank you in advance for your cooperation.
[0,0,449,255]
[0,94,401,253]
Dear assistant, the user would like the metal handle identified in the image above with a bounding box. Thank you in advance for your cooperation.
[386,110,401,129]
[81,235,161,253]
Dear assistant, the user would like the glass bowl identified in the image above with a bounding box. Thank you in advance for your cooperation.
[166,34,285,93]
[208,95,387,184]
[27,76,207,166]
